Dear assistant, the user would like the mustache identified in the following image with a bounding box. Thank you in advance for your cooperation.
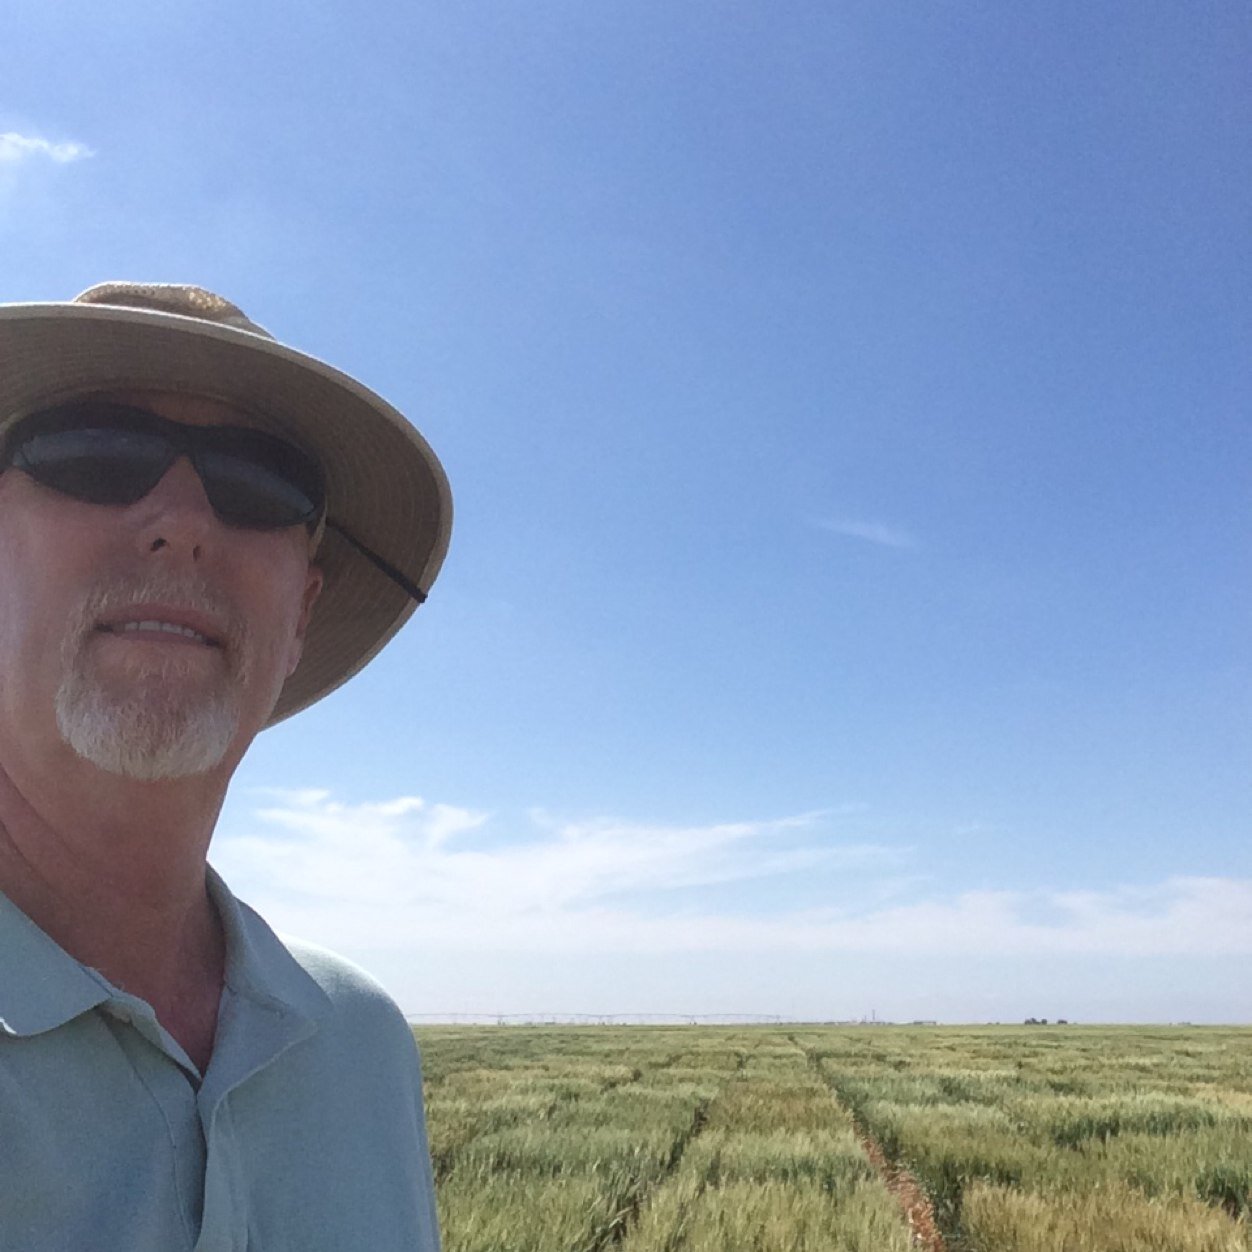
[64,570,249,661]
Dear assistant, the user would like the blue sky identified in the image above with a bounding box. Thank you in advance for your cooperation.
[3,2,1249,1022]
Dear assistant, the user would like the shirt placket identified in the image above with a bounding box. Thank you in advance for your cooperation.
[98,999,209,1248]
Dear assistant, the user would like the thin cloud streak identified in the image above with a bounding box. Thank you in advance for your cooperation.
[0,132,93,163]
[226,792,865,917]
[818,518,918,549]
[212,791,1252,960]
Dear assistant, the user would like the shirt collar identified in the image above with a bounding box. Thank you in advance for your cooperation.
[206,865,331,1023]
[0,870,332,1041]
[198,868,334,1103]
[0,890,109,1037]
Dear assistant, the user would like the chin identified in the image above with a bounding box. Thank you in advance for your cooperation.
[54,678,244,782]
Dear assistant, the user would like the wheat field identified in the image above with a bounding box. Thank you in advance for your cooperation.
[414,1025,1252,1252]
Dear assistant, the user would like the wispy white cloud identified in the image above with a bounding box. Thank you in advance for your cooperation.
[0,131,93,164]
[817,518,918,549]
[219,792,865,931]
[213,791,1252,960]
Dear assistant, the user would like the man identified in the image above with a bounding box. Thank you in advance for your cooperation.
[0,283,451,1249]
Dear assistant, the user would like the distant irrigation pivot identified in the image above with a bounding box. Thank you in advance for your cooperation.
[405,1012,796,1026]
[401,1012,922,1026]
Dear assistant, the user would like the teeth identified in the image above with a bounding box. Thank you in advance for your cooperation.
[116,620,211,644]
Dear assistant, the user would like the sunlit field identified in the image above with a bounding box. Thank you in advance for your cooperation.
[414,1025,1252,1252]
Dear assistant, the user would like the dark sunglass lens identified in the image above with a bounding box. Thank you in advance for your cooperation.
[196,449,320,528]
[6,406,325,530]
[13,428,171,505]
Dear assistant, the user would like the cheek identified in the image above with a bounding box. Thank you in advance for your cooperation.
[0,515,98,721]
[237,546,318,666]
[0,523,79,660]
[0,483,116,602]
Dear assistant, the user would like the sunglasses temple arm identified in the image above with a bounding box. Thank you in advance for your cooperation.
[324,519,428,605]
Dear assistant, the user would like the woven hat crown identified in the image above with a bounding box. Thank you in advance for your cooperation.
[73,282,274,339]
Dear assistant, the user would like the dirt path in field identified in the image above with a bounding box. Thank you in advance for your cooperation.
[853,1123,947,1252]
[788,1037,946,1251]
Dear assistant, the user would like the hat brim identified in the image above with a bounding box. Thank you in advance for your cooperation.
[0,302,452,725]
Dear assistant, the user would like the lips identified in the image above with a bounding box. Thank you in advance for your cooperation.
[94,607,226,649]
[110,620,214,645]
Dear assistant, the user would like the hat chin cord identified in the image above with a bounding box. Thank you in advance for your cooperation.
[325,519,426,605]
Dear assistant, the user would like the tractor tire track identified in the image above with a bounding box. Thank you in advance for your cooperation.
[789,1036,946,1252]
[852,1118,947,1252]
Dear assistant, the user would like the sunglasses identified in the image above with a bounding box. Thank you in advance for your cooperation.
[1,400,426,603]
[1,401,325,531]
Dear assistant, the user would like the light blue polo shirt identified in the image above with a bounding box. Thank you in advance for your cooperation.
[0,869,440,1250]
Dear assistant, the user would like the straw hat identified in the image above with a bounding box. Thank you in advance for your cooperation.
[0,282,453,724]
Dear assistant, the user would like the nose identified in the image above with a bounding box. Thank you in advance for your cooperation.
[131,456,218,560]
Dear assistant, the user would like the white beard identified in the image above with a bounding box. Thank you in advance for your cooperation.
[54,573,249,781]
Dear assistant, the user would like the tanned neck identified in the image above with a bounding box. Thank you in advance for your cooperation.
[0,741,234,1073]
